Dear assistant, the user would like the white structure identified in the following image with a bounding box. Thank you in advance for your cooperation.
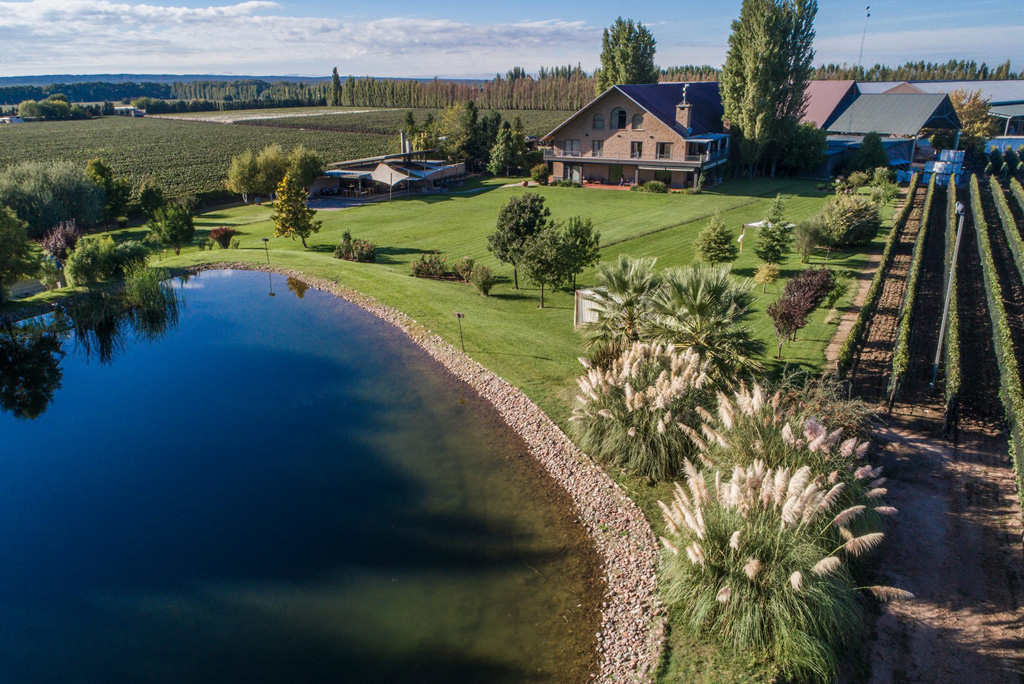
[114,106,145,117]
[0,115,24,124]
[574,289,601,328]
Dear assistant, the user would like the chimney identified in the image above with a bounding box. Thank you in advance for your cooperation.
[675,84,692,131]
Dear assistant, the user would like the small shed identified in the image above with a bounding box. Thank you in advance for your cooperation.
[574,289,600,328]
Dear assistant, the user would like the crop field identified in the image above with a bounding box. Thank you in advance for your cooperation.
[0,116,395,199]
[234,107,573,138]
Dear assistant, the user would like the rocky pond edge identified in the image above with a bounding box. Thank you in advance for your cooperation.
[189,263,667,682]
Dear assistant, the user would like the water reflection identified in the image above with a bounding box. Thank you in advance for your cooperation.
[0,279,181,420]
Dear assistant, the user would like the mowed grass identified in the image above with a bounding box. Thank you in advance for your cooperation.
[6,177,895,683]
[94,178,889,426]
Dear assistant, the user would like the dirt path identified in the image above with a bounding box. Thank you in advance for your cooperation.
[149,108,396,124]
[850,186,927,403]
[866,418,1024,684]
[899,185,948,410]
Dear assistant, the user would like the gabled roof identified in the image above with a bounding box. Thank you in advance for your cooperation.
[542,82,724,141]
[801,80,857,128]
[826,93,961,136]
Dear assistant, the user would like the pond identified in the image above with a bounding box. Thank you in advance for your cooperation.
[0,270,601,684]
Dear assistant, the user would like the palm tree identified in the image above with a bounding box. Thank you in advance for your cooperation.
[644,263,765,383]
[580,255,661,362]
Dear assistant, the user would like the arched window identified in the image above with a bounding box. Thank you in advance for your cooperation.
[632,114,644,130]
[593,113,605,130]
[611,108,627,130]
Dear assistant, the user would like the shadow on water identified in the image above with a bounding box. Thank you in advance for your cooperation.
[0,270,600,684]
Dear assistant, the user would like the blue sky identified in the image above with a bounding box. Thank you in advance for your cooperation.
[0,0,1020,77]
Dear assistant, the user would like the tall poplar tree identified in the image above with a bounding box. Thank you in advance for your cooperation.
[721,0,817,177]
[329,67,342,107]
[596,18,660,93]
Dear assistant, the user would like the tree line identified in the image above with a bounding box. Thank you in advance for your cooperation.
[814,59,1019,82]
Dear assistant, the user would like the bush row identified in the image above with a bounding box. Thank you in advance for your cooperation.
[988,175,1024,286]
[889,174,936,391]
[836,173,920,378]
[409,253,496,295]
[1011,177,1024,217]
[969,174,1024,516]
[944,176,961,404]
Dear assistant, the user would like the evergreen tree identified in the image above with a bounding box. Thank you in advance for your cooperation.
[596,18,660,93]
[487,123,519,176]
[488,193,551,289]
[271,172,321,249]
[754,194,793,264]
[148,203,195,255]
[696,214,739,265]
[850,132,889,173]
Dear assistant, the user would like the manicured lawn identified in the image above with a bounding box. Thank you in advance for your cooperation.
[5,177,896,683]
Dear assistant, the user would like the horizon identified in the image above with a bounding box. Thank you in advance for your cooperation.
[0,0,1021,79]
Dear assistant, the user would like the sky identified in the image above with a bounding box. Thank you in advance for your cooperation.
[0,0,1021,78]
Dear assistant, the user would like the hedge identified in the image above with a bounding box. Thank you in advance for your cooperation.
[889,173,936,394]
[1010,176,1024,216]
[989,175,1024,286]
[944,176,961,404]
[970,174,1024,515]
[836,173,920,378]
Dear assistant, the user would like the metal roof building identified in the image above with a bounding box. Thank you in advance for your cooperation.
[826,93,961,137]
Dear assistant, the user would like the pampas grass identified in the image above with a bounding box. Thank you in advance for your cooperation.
[569,343,710,480]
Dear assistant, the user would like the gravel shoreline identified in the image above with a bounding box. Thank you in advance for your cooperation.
[190,263,666,682]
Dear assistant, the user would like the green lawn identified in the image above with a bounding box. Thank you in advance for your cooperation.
[5,177,895,682]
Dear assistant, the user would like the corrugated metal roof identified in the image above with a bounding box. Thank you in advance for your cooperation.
[904,80,1024,106]
[826,94,960,136]
[992,103,1024,118]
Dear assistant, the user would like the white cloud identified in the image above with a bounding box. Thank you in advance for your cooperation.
[0,0,601,76]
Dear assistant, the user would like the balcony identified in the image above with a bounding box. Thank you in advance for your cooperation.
[545,148,728,167]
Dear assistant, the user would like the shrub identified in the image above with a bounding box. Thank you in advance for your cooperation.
[209,227,237,249]
[64,237,147,286]
[552,179,582,188]
[569,343,710,481]
[820,194,881,247]
[529,163,550,185]
[0,160,104,239]
[230,238,240,249]
[783,268,835,312]
[37,258,62,291]
[453,256,476,282]
[631,180,669,193]
[40,220,82,263]
[334,231,376,262]
[847,170,870,188]
[471,265,496,295]
[754,263,780,293]
[411,253,447,278]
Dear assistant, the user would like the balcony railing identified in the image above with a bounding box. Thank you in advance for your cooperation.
[545,149,727,166]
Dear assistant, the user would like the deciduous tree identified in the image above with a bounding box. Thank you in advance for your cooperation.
[487,192,551,289]
[0,206,37,304]
[226,150,261,203]
[519,224,566,308]
[86,157,131,223]
[561,216,601,291]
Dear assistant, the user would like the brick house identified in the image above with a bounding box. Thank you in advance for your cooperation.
[541,82,730,189]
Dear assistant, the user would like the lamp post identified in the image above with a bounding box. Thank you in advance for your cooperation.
[261,237,270,264]
[931,200,965,387]
[454,312,465,353]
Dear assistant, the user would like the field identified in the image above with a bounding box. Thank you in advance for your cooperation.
[75,178,882,424]
[0,108,571,201]
[0,116,393,198]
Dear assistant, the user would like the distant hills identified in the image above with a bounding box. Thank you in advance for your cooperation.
[0,74,330,87]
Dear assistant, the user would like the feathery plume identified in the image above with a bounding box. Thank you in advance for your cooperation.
[868,586,914,602]
[716,586,732,603]
[789,571,803,591]
[844,532,885,557]
[812,556,842,577]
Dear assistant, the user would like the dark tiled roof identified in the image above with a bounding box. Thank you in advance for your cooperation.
[541,82,724,141]
[615,82,724,136]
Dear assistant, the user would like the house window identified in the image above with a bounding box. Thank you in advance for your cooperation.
[657,142,673,159]
[611,108,627,130]
[592,140,604,157]
[631,141,643,159]
[593,114,605,130]
[564,139,580,156]
[632,114,644,130]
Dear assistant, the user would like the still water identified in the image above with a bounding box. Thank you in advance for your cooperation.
[0,270,600,684]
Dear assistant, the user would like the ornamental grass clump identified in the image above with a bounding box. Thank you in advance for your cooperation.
[659,460,909,684]
[569,343,710,481]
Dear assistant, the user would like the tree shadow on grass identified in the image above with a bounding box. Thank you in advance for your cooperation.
[376,246,438,265]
